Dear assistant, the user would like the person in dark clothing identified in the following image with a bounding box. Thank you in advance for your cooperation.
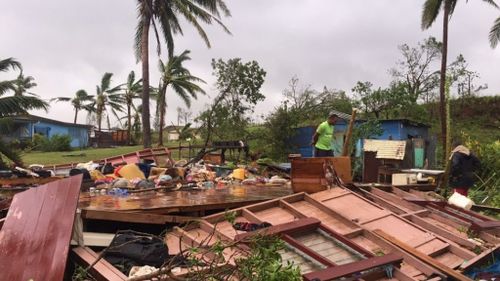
[449,141,480,196]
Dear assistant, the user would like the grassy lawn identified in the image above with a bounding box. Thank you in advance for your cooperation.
[22,145,143,165]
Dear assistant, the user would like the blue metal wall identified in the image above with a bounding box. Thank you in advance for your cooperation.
[292,120,429,157]
[33,121,88,148]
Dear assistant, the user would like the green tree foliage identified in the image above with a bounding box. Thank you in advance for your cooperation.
[91,73,124,131]
[13,72,38,97]
[157,50,206,146]
[51,90,94,124]
[197,58,266,142]
[134,0,230,148]
[390,37,441,104]
[352,81,411,119]
[0,58,48,168]
[448,54,486,99]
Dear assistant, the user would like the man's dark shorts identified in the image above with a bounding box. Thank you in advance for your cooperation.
[314,148,333,157]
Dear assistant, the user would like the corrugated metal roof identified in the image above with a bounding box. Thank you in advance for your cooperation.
[329,109,352,121]
[363,139,406,160]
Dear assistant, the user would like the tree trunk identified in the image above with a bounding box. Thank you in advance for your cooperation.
[158,91,165,147]
[127,103,132,145]
[74,109,78,124]
[439,3,450,165]
[141,0,152,148]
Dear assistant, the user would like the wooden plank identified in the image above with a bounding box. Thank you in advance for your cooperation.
[408,215,478,250]
[302,253,403,281]
[373,229,472,281]
[0,175,82,281]
[235,218,321,241]
[82,209,196,224]
[71,246,127,281]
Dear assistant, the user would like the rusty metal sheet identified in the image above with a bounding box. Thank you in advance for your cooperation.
[79,185,292,213]
[0,175,82,281]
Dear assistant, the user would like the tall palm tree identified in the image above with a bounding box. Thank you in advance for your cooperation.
[122,71,142,144]
[490,16,500,47]
[92,73,124,131]
[13,72,38,96]
[0,58,48,168]
[156,50,206,146]
[421,0,498,162]
[51,90,94,124]
[135,0,231,148]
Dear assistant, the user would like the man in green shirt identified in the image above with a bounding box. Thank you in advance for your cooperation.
[312,112,337,157]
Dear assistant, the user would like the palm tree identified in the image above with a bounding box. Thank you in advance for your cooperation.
[0,58,48,117]
[92,73,124,131]
[421,0,498,162]
[51,90,94,124]
[0,58,48,168]
[13,72,37,96]
[156,50,206,146]
[490,16,500,48]
[135,0,231,148]
[122,71,142,145]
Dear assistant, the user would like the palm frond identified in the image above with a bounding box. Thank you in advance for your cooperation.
[0,96,49,117]
[0,58,22,73]
[421,0,444,30]
[480,0,499,9]
[490,16,500,48]
[101,72,114,92]
[0,80,16,97]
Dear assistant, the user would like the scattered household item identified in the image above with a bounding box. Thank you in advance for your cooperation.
[448,192,474,210]
[104,230,169,275]
[115,163,145,180]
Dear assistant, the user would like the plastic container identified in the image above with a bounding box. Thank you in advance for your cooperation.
[448,192,474,210]
[232,168,245,180]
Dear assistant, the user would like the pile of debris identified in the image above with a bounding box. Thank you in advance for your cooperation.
[1,154,499,281]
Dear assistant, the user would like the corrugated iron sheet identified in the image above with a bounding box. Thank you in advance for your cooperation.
[363,139,406,160]
[0,175,82,281]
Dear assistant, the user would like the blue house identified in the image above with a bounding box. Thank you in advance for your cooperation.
[4,115,92,148]
[292,117,431,158]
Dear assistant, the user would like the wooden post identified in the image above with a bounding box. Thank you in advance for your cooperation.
[342,109,357,156]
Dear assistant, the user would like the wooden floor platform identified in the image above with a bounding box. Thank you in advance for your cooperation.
[78,184,293,215]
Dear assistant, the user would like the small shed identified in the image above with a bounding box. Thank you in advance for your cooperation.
[292,117,434,169]
[3,115,91,148]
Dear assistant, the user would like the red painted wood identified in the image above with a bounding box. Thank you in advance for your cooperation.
[0,175,82,281]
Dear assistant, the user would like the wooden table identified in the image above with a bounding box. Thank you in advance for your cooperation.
[78,184,293,214]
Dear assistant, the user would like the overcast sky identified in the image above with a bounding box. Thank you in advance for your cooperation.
[1,0,499,127]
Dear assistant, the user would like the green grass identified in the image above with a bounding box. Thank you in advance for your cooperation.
[22,145,143,165]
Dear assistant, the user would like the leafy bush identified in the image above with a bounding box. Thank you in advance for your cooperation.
[33,134,72,152]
